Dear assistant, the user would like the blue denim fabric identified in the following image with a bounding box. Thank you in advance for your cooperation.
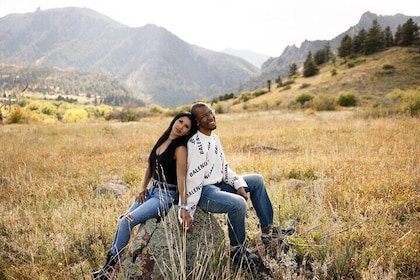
[110,186,177,255]
[198,174,273,247]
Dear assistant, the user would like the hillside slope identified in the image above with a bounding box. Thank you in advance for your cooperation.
[230,47,420,111]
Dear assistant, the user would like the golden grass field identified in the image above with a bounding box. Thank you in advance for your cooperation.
[0,110,419,279]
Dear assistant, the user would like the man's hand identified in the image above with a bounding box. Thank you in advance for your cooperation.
[180,208,193,233]
[236,187,248,201]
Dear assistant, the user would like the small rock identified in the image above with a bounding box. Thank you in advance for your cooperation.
[94,180,130,198]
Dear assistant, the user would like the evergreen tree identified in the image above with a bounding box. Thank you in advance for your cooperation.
[353,29,367,54]
[275,75,283,87]
[364,20,384,55]
[383,26,394,48]
[289,63,298,77]
[395,25,402,46]
[314,43,332,65]
[396,18,420,46]
[338,35,352,58]
[303,52,319,77]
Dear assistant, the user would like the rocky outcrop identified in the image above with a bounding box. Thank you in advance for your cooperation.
[121,207,225,279]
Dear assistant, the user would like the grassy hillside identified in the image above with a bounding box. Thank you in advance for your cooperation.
[0,111,419,279]
[219,47,420,114]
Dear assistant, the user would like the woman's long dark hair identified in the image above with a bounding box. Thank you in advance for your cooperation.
[148,112,197,166]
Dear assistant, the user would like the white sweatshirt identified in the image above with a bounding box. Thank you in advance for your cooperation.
[181,131,247,219]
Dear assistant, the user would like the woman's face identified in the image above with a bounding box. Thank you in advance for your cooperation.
[171,116,192,138]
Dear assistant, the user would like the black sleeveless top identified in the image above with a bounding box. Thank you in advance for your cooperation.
[149,141,186,185]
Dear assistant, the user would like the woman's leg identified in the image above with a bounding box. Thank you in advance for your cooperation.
[110,188,176,255]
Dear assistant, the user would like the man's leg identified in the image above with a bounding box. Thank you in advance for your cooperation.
[242,174,274,232]
[198,184,247,247]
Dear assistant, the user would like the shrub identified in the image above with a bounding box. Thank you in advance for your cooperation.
[299,83,311,89]
[6,106,27,124]
[338,92,357,107]
[313,93,336,111]
[239,92,253,102]
[382,64,395,71]
[296,93,314,106]
[401,89,420,116]
[253,89,268,97]
[287,167,318,180]
[41,103,57,116]
[62,108,88,123]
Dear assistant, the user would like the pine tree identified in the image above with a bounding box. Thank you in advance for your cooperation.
[364,20,384,55]
[288,63,298,77]
[303,52,319,77]
[338,35,352,58]
[397,18,420,46]
[353,29,367,54]
[383,26,394,48]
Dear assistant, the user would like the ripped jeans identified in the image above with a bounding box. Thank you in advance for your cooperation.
[110,186,177,256]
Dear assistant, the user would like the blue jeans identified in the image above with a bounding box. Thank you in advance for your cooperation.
[198,174,273,247]
[110,186,177,255]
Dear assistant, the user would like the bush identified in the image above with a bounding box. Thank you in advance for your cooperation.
[313,93,336,111]
[338,92,357,107]
[41,103,57,116]
[401,89,420,116]
[299,83,311,89]
[253,89,268,97]
[239,92,253,102]
[6,106,27,124]
[382,64,395,71]
[296,93,314,106]
[62,108,88,123]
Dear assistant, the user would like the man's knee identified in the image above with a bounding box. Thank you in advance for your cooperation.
[231,196,247,214]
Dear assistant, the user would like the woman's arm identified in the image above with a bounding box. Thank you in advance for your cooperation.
[175,145,192,232]
[135,165,152,203]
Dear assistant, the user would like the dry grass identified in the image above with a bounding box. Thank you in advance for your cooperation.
[0,111,419,279]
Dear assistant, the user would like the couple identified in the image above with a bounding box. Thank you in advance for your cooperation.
[93,102,285,279]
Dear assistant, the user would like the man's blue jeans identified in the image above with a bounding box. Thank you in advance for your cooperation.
[198,174,274,247]
[110,186,177,256]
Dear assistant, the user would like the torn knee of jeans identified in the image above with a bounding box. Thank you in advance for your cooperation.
[123,214,133,221]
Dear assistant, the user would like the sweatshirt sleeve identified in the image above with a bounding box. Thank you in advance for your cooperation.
[217,136,247,190]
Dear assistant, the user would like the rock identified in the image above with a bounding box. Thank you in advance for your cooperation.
[284,179,307,189]
[121,207,225,279]
[94,180,130,198]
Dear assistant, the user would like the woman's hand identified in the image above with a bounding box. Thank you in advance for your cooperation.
[180,208,193,233]
[135,189,148,203]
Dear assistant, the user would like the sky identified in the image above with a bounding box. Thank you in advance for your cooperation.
[0,0,418,57]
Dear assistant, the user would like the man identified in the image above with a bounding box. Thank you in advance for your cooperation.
[179,102,291,265]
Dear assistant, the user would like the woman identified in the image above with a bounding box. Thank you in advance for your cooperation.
[93,112,197,279]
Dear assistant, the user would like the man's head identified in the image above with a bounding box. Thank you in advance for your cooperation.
[190,102,216,136]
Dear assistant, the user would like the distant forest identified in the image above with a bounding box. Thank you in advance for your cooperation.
[0,66,145,107]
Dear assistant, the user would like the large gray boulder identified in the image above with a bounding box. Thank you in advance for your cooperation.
[121,207,225,279]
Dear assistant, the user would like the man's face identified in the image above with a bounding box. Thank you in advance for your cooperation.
[195,105,216,135]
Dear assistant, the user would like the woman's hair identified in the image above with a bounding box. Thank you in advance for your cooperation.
[148,112,197,166]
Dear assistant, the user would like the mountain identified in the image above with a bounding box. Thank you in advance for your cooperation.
[222,48,270,68]
[236,12,420,93]
[0,7,259,107]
